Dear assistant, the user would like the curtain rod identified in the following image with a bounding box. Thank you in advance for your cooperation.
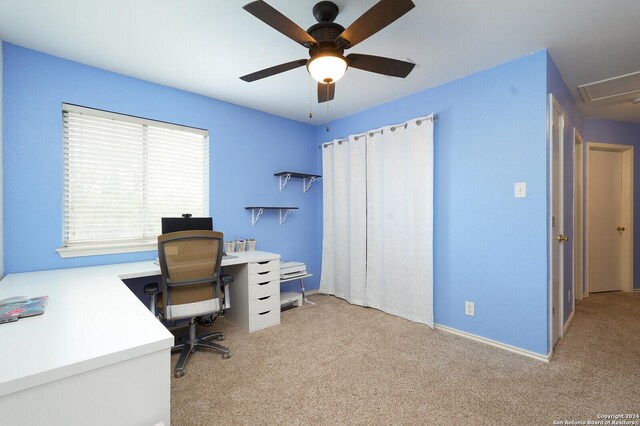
[320,114,437,148]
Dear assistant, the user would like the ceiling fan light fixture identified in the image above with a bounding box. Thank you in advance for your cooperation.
[307,53,348,84]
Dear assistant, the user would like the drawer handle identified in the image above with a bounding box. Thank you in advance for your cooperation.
[258,270,270,275]
[258,296,270,301]
[258,261,271,265]
[258,310,271,316]
[258,281,270,286]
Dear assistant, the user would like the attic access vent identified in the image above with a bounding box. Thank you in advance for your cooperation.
[578,70,640,103]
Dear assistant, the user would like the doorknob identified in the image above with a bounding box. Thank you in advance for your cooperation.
[617,226,626,231]
[556,234,569,242]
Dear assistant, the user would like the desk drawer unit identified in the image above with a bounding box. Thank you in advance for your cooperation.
[224,256,281,333]
[248,260,280,332]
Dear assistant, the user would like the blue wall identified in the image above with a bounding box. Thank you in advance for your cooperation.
[584,119,640,291]
[547,53,583,324]
[2,43,321,292]
[316,51,550,355]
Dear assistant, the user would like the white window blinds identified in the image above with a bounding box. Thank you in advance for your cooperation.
[61,104,209,254]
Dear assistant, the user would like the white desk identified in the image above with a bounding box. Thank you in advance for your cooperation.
[0,250,280,426]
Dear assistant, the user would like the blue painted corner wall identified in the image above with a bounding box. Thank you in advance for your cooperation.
[317,50,550,355]
[546,52,583,326]
[2,42,321,293]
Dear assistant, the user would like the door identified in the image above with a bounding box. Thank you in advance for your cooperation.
[588,150,626,292]
[586,143,634,295]
[550,95,566,349]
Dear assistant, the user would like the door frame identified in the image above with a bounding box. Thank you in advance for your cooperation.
[549,94,565,352]
[585,142,634,295]
[573,129,584,301]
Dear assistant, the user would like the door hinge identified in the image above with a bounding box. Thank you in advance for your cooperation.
[552,307,555,317]
[552,216,555,227]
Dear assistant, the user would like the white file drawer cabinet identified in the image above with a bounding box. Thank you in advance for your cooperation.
[247,260,280,332]
[224,253,280,333]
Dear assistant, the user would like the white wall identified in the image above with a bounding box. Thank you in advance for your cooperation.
[0,39,4,278]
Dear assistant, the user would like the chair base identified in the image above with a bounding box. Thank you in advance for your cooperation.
[171,319,231,378]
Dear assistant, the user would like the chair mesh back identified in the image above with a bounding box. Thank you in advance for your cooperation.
[158,230,223,307]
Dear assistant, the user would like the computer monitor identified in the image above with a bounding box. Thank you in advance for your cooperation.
[161,215,213,234]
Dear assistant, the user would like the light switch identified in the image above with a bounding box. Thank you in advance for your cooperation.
[515,182,526,198]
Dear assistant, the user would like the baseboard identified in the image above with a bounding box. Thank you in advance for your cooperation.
[306,289,319,295]
[434,323,550,363]
[563,309,575,335]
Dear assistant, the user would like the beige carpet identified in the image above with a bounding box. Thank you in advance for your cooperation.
[170,292,640,425]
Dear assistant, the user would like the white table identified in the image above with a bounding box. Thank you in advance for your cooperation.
[0,250,280,426]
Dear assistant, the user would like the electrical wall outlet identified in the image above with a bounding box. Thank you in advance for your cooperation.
[465,301,475,317]
[515,182,527,198]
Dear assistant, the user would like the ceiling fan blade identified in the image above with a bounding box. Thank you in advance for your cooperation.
[243,1,318,48]
[346,54,415,78]
[240,59,307,82]
[337,0,415,49]
[318,82,336,103]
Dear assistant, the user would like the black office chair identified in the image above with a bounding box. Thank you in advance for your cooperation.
[156,230,231,378]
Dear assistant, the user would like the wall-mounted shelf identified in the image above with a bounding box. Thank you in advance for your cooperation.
[274,172,322,192]
[245,207,299,225]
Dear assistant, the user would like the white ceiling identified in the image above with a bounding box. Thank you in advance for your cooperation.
[0,0,639,124]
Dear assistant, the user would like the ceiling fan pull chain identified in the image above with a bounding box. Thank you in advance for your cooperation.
[309,76,313,119]
[326,99,329,124]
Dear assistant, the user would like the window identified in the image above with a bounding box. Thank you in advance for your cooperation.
[58,104,209,258]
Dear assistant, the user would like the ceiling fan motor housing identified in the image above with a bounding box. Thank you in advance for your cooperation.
[307,22,344,45]
[308,1,345,50]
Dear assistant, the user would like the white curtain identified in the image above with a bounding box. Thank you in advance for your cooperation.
[319,134,367,305]
[320,116,434,327]
[365,119,434,327]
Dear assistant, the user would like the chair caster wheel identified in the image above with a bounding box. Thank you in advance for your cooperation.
[222,353,231,359]
[216,335,225,341]
[175,369,185,378]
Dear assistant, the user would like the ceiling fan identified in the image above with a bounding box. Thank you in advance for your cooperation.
[240,0,417,103]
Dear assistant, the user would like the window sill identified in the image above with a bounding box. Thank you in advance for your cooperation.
[56,242,157,258]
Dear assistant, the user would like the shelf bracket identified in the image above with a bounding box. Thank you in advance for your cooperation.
[279,173,292,191]
[303,176,316,192]
[279,208,293,224]
[251,208,264,226]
